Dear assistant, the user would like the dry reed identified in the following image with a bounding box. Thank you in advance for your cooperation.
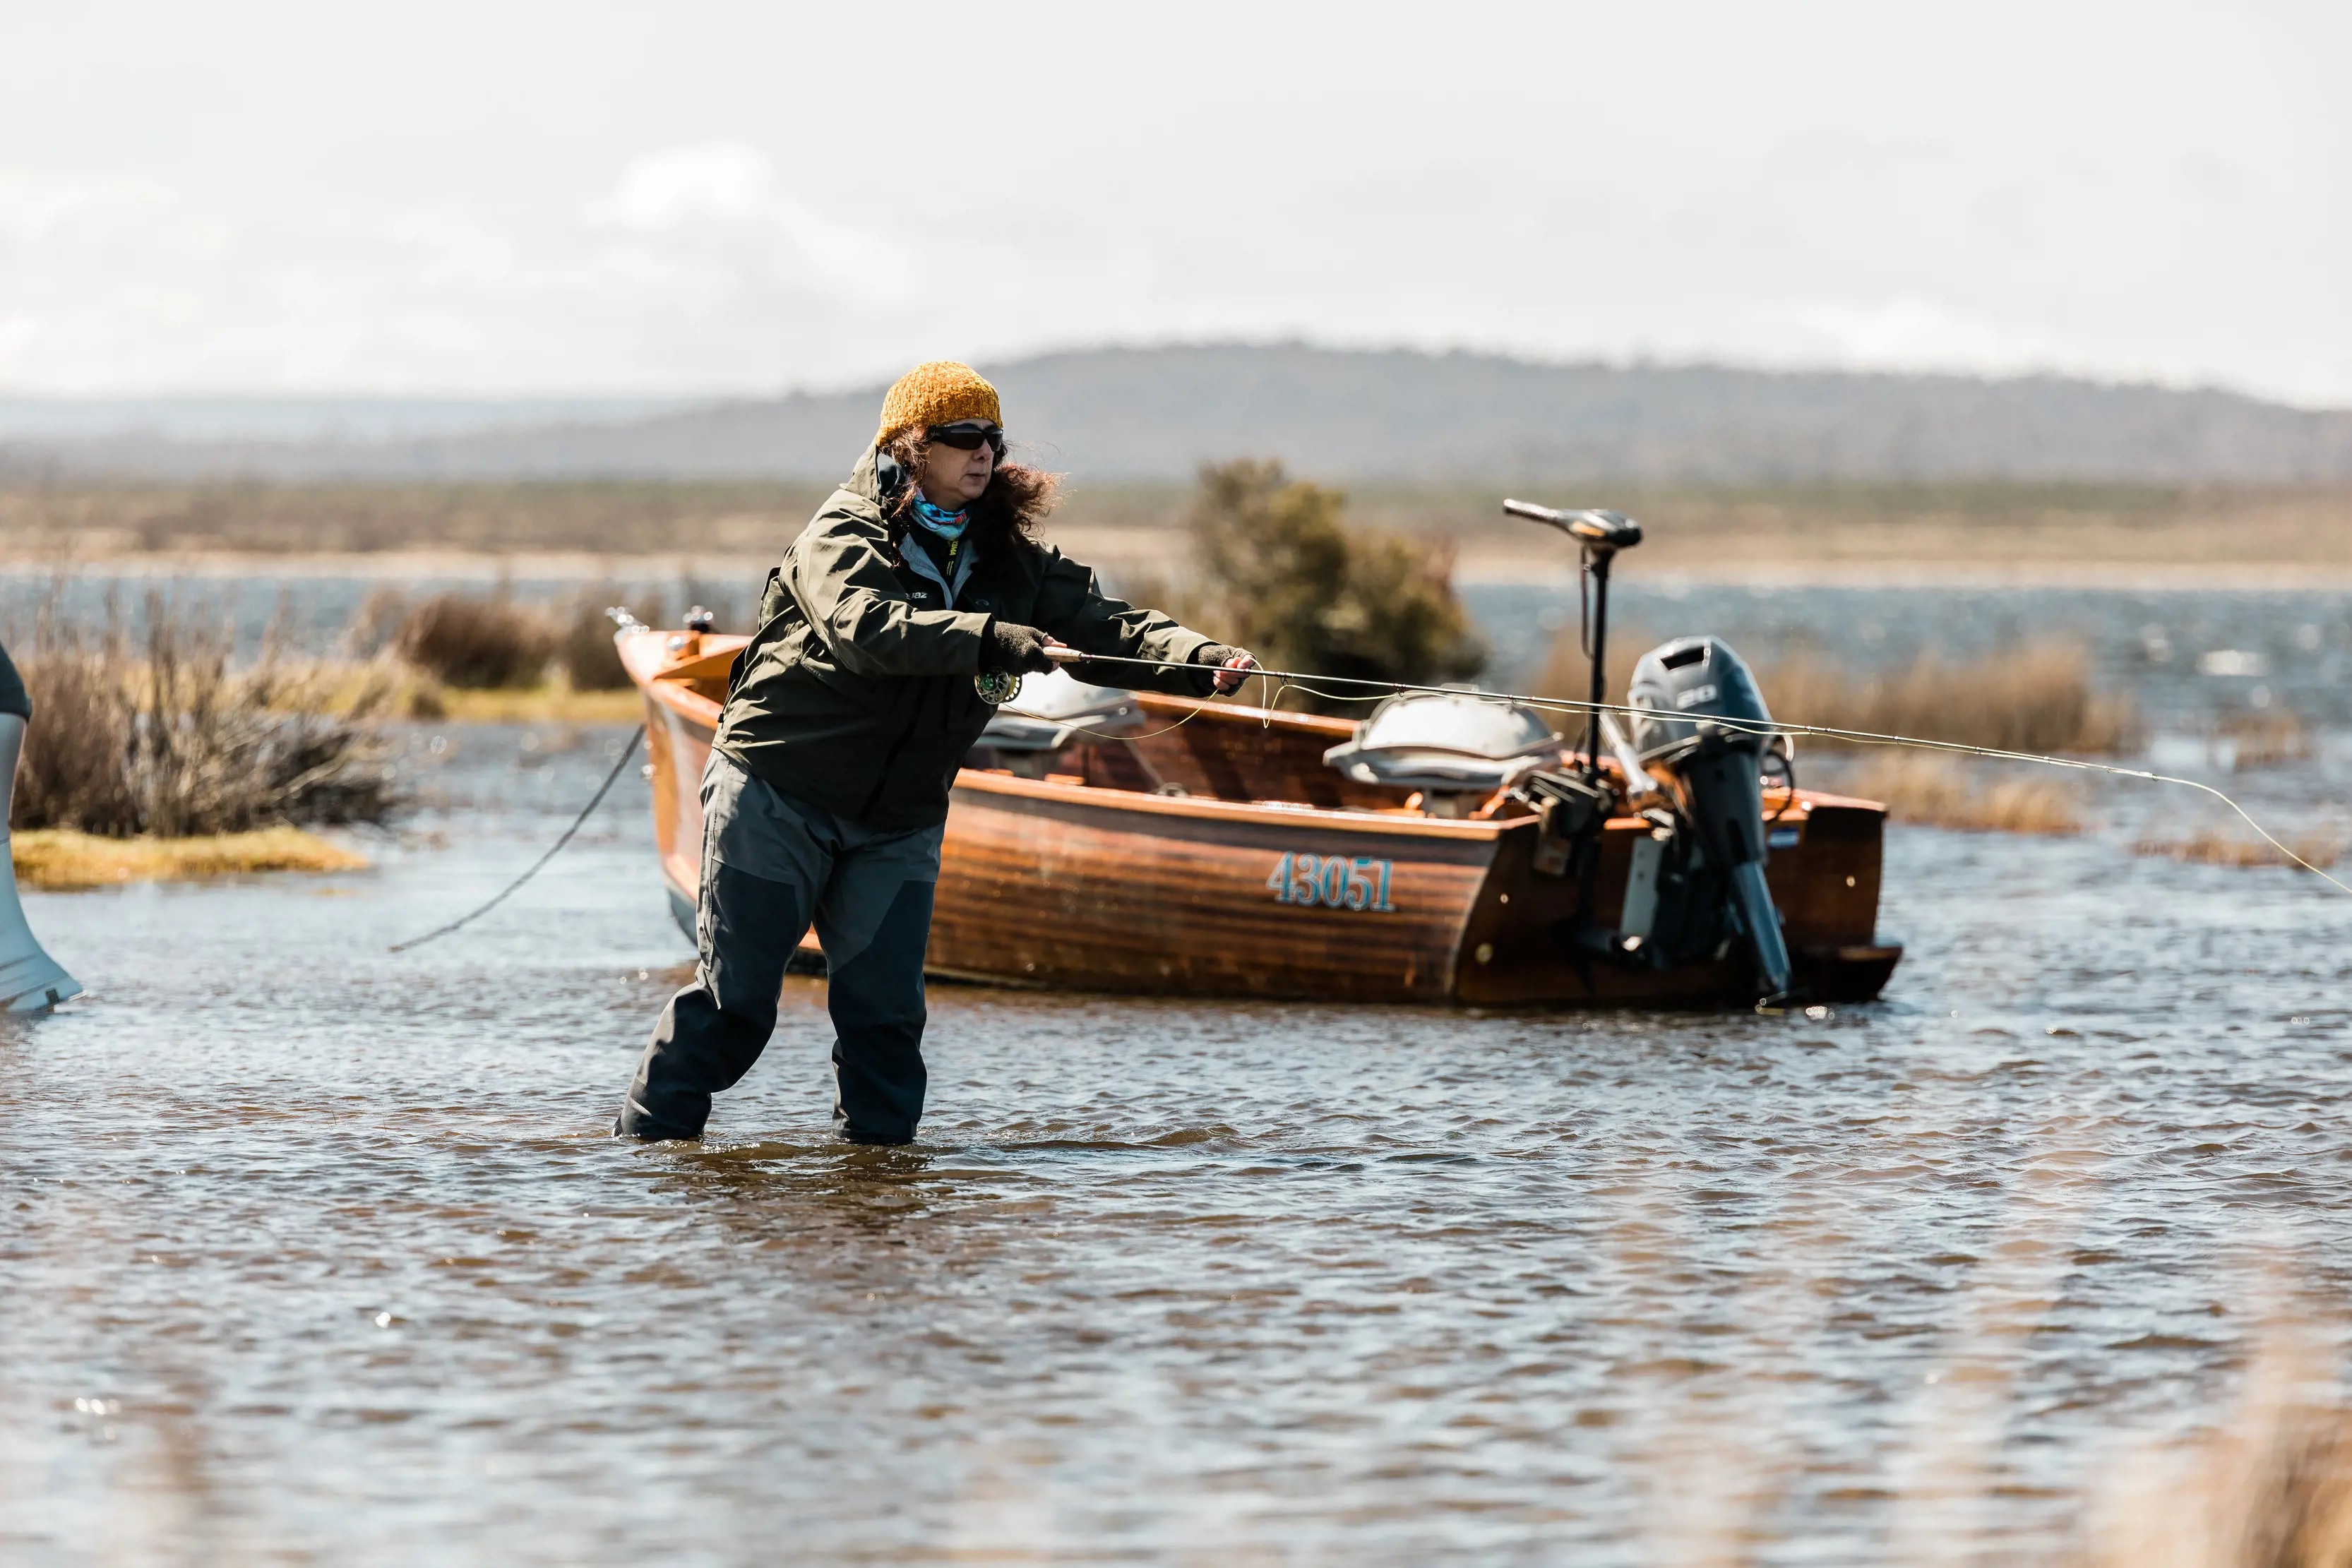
[1829,752,2084,834]
[198,654,637,724]
[1767,640,2139,754]
[556,586,661,691]
[393,585,705,694]
[342,584,412,659]
[2132,830,2344,870]
[13,592,398,837]
[2074,1346,2352,1568]
[391,592,555,689]
[1536,630,2139,757]
[261,657,449,720]
[2219,707,2313,770]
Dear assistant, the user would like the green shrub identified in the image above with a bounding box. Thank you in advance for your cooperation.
[1184,460,1484,713]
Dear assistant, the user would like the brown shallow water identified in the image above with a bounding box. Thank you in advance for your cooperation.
[3,724,2351,1565]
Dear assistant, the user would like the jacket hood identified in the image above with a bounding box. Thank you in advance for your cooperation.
[847,443,879,498]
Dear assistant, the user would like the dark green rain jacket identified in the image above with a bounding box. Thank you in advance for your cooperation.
[712,446,1217,831]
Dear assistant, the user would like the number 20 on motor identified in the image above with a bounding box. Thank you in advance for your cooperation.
[1265,852,1396,911]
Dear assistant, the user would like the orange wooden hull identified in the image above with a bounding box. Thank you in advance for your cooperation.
[622,629,1901,1007]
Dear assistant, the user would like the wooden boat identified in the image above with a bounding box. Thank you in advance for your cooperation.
[619,622,1902,1007]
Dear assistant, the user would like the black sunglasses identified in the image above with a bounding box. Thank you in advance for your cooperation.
[928,422,1005,456]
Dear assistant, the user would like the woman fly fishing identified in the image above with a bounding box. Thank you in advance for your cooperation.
[614,361,1257,1144]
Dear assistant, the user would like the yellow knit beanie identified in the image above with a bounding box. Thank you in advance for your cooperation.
[875,361,1001,447]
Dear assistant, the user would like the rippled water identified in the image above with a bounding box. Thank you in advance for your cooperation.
[6,588,2352,1564]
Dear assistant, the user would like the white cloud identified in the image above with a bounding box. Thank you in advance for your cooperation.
[585,141,912,306]
[0,148,931,394]
[0,171,243,393]
[587,142,772,230]
[0,2,2345,402]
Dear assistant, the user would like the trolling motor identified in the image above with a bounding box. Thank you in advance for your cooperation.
[1502,501,1640,790]
[1500,501,1642,876]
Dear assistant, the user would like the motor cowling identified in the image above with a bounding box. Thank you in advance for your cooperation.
[1627,637,1791,1000]
[1323,691,1563,816]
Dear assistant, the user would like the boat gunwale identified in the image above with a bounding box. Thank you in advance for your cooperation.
[955,768,1530,839]
[619,630,1890,830]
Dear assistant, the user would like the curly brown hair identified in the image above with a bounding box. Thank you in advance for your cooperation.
[880,427,1061,551]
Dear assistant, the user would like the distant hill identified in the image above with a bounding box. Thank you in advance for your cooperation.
[7,344,2351,485]
[0,394,671,445]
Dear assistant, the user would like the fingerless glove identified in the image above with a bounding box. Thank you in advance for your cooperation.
[979,620,1058,676]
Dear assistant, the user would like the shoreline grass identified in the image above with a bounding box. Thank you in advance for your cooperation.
[261,656,646,724]
[2133,829,2344,870]
[333,585,695,710]
[1762,641,2140,755]
[429,685,645,723]
[1543,631,2137,758]
[2217,707,2313,770]
[11,826,368,890]
[14,589,398,837]
[1826,753,2085,834]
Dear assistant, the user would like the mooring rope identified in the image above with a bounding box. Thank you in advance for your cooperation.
[389,728,644,953]
[1039,652,2352,898]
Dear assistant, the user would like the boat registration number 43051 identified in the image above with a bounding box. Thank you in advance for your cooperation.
[1266,852,1397,911]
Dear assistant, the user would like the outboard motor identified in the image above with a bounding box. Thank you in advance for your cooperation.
[1628,637,1791,1000]
[1503,498,1801,1006]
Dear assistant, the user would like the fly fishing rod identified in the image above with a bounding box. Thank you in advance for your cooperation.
[1032,645,2352,898]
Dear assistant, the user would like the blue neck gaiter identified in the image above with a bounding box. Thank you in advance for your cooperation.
[912,496,969,540]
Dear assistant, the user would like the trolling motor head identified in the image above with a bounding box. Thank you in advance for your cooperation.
[1502,501,1643,555]
[1628,637,1793,1002]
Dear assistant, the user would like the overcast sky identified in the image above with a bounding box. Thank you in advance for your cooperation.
[3,0,2345,403]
